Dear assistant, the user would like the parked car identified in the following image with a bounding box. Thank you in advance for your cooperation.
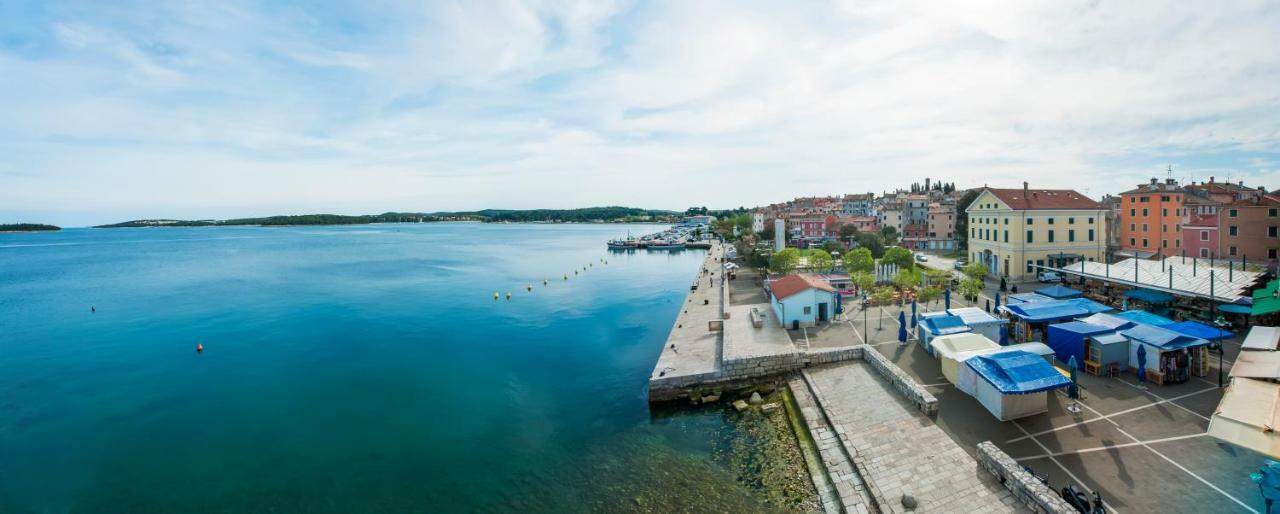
[953,259,967,270]
[915,254,928,262]
[1037,271,1060,283]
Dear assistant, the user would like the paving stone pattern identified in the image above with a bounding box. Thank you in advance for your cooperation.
[805,363,1024,513]
[790,375,874,514]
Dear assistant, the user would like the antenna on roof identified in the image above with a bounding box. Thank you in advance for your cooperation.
[1166,164,1173,179]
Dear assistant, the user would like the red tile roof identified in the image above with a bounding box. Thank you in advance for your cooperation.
[984,188,1103,210]
[768,274,835,301]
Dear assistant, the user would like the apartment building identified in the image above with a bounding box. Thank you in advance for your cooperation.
[966,184,1108,281]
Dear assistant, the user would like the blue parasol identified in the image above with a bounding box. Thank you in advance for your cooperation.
[1137,344,1148,384]
[994,292,1001,311]
[999,324,1009,346]
[911,299,917,328]
[1251,460,1280,512]
[944,288,951,310]
[1068,355,1080,400]
[898,311,908,344]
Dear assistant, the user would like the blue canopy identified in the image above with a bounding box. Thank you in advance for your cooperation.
[1121,323,1210,350]
[920,314,971,336]
[1003,298,1113,324]
[966,350,1071,395]
[1163,320,1234,341]
[1006,292,1053,305]
[1049,321,1113,336]
[1046,321,1115,364]
[1124,289,1173,304]
[1219,304,1252,315]
[1114,310,1175,326]
[1035,285,1083,299]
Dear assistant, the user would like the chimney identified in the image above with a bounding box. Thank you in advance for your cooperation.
[1150,177,1158,185]
[1023,181,1029,198]
[1210,176,1215,183]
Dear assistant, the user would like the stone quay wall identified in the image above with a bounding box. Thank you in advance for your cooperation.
[977,442,1076,514]
[859,344,939,415]
[649,346,865,402]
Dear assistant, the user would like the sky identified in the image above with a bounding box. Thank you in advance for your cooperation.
[1,1,1279,227]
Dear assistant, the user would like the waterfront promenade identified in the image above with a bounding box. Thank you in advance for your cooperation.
[648,243,726,391]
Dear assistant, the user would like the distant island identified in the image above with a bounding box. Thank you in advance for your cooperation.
[0,223,61,232]
[94,207,680,228]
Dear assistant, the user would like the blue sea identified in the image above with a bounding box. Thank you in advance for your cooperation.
[0,224,793,513]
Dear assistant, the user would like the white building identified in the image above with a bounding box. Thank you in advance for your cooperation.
[752,213,765,233]
[774,218,785,251]
[767,275,837,328]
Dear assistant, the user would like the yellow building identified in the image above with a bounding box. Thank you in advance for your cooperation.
[966,184,1109,281]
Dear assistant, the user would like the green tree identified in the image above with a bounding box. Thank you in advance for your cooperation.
[871,286,897,306]
[839,223,860,240]
[807,249,834,272]
[842,247,875,274]
[822,240,843,255]
[854,232,886,258]
[924,268,954,287]
[954,189,979,251]
[880,226,900,246]
[960,278,984,300]
[962,262,988,282]
[881,246,915,270]
[770,248,801,275]
[892,268,921,290]
[851,271,875,293]
[918,286,942,305]
[733,214,753,234]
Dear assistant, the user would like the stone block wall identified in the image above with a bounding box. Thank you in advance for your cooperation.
[976,442,1076,514]
[859,344,939,415]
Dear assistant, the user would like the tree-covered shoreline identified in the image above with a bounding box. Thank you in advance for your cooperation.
[0,223,61,232]
[94,207,680,228]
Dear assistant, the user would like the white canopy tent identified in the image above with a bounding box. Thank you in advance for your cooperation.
[1242,326,1280,352]
[929,333,1003,384]
[1209,377,1280,458]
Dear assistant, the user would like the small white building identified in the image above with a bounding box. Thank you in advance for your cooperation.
[767,275,837,329]
[774,219,786,251]
[752,213,765,233]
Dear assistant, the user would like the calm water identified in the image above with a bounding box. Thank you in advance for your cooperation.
[0,224,785,513]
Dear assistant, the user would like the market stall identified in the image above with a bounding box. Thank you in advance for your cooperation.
[930,333,1003,384]
[1242,326,1280,352]
[1208,377,1280,459]
[1001,342,1056,365]
[1035,285,1083,300]
[946,307,1005,343]
[1000,298,1114,344]
[956,350,1071,421]
[918,312,971,352]
[1122,323,1211,384]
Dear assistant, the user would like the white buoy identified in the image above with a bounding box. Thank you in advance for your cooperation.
[494,292,500,300]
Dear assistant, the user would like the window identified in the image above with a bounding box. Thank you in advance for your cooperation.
[1201,230,1209,241]
[1230,209,1238,217]
[1272,226,1279,238]
[1068,230,1075,242]
[1130,223,1136,231]
[1088,229,1095,242]
[1130,238,1136,245]
[1142,224,1148,232]
[1161,195,1170,202]
[804,306,812,314]
[1048,218,1055,225]
[1271,208,1278,217]
[1162,208,1168,216]
[1200,248,1209,258]
[1027,260,1035,273]
[1003,230,1009,243]
[1027,218,1034,225]
[1175,224,1180,231]
[1068,217,1075,224]
[1142,208,1149,216]
[1162,240,1168,248]
[1162,224,1167,233]
[1004,218,1009,225]
[1142,238,1148,247]
[1140,196,1150,203]
[1230,226,1239,236]
[1230,246,1238,256]
[1130,209,1136,217]
[1176,239,1181,248]
[1027,231,1034,243]
[971,228,976,237]
[1271,249,1278,259]
[1088,217,1095,224]
[1048,230,1055,242]
[1130,197,1136,203]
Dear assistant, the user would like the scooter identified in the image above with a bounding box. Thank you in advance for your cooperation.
[1061,483,1106,513]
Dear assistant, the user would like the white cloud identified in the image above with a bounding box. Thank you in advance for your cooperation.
[1,0,1278,226]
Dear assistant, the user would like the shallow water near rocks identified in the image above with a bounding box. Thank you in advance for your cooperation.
[0,224,816,513]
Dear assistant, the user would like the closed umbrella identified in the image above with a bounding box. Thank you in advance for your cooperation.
[1068,356,1080,400]
[944,288,951,310]
[999,324,1009,346]
[1137,344,1148,385]
[910,299,917,328]
[897,311,908,344]
[994,292,1001,311]
[985,299,991,313]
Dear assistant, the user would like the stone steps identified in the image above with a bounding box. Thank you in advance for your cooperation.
[789,375,877,514]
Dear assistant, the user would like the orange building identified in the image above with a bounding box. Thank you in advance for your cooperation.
[1117,178,1186,259]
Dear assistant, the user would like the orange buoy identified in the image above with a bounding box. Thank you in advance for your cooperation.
[196,343,204,353]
